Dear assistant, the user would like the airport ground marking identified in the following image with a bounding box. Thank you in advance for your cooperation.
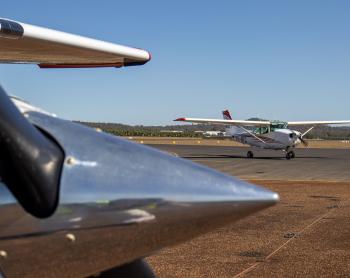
[233,202,342,277]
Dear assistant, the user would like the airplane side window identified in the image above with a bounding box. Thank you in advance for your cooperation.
[260,127,268,134]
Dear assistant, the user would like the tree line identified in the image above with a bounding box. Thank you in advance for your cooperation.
[77,121,350,140]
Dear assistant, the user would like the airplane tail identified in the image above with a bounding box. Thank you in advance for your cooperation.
[222,109,232,120]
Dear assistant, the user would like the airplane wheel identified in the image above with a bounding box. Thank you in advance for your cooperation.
[286,151,295,160]
[247,151,254,158]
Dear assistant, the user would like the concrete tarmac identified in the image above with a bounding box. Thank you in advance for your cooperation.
[147,144,350,277]
[150,145,350,181]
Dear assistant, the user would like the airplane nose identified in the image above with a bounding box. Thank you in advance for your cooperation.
[289,132,296,139]
[26,110,279,220]
[27,111,279,207]
[0,109,280,277]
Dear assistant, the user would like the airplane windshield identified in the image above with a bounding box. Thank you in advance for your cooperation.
[253,122,287,134]
[270,122,288,131]
[253,126,269,134]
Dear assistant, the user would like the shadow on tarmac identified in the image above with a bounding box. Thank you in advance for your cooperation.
[182,154,330,160]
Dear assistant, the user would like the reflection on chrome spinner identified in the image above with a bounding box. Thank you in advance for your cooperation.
[0,110,278,277]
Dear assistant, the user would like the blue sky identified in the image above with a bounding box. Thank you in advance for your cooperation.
[1,1,350,125]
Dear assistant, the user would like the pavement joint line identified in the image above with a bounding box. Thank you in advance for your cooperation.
[233,203,341,278]
[246,179,348,183]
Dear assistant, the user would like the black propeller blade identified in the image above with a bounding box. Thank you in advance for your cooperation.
[0,86,64,218]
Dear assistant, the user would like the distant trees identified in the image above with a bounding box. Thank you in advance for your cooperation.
[76,121,350,140]
[303,126,350,140]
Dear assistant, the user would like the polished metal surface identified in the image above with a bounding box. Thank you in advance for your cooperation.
[0,109,278,277]
[0,19,24,39]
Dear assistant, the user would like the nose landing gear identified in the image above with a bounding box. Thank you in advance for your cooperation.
[285,150,295,160]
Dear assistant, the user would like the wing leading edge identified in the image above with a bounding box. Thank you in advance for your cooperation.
[287,120,350,126]
[175,117,271,126]
[0,18,151,68]
[175,118,350,127]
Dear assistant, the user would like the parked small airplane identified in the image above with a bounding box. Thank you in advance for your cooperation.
[202,130,226,137]
[175,110,350,159]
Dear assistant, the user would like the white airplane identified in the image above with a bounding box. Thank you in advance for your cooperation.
[0,18,278,277]
[176,110,350,159]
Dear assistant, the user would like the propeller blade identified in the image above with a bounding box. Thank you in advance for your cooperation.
[300,136,309,147]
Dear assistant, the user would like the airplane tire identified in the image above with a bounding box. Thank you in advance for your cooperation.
[286,151,295,160]
[289,151,295,159]
[247,151,254,159]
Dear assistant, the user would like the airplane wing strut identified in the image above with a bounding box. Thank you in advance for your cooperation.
[238,125,267,144]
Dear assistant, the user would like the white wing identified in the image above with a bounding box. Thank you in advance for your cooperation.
[175,117,270,126]
[0,18,151,68]
[287,120,350,126]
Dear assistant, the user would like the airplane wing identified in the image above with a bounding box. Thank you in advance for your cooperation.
[287,120,350,126]
[175,117,271,126]
[0,18,151,68]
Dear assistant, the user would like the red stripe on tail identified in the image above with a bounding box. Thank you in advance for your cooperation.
[222,110,232,120]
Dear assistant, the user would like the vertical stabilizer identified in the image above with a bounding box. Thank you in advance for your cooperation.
[222,109,232,120]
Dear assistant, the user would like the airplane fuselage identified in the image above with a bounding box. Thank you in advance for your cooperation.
[227,126,301,150]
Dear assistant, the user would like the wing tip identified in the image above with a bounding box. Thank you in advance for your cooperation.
[147,51,152,61]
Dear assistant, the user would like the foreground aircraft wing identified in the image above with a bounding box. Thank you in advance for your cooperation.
[175,117,271,126]
[0,18,278,277]
[287,120,350,126]
[0,18,151,68]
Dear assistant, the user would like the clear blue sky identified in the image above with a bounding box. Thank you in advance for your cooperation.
[1,1,350,125]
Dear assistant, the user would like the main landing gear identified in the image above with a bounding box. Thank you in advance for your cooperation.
[247,151,254,158]
[246,149,296,159]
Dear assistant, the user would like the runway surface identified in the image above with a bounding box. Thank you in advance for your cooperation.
[147,145,350,277]
[150,145,350,181]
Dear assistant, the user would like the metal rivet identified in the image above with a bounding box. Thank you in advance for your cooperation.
[0,250,7,258]
[66,157,76,165]
[66,233,76,242]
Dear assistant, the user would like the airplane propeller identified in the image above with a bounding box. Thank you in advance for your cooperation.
[292,130,309,147]
[298,135,309,147]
